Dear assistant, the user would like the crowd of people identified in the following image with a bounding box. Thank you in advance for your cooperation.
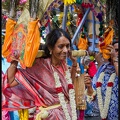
[2,0,118,120]
[2,26,118,120]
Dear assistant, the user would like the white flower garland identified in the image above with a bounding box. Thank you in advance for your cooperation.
[54,70,77,120]
[96,72,116,119]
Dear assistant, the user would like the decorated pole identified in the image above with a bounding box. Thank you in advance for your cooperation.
[72,8,90,45]
[92,11,96,52]
[71,7,90,120]
[62,5,69,30]
[88,11,99,52]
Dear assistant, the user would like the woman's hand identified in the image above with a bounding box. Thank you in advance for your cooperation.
[84,73,94,95]
[84,73,92,88]
[106,44,118,62]
[68,50,77,66]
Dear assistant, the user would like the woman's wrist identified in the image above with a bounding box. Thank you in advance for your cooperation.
[112,57,118,63]
[85,88,96,102]
[72,62,77,67]
[87,86,94,95]
[10,60,18,68]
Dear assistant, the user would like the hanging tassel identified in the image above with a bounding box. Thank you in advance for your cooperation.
[78,110,84,120]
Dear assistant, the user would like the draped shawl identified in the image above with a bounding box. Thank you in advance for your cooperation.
[2,58,72,119]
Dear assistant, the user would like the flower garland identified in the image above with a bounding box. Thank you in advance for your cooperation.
[53,69,77,120]
[96,72,116,120]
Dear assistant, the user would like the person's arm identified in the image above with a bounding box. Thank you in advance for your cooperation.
[84,73,94,95]
[71,61,77,83]
[68,50,77,83]
[112,57,118,76]
[84,73,97,102]
[7,60,19,87]
[106,44,118,76]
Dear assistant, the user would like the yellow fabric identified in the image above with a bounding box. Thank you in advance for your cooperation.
[2,8,40,68]
[99,27,114,59]
[38,0,54,19]
[77,36,88,50]
[2,18,16,58]
[17,8,30,26]
[63,0,76,5]
[35,104,62,120]
[18,109,29,120]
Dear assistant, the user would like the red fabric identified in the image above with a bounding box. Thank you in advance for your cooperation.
[78,110,84,120]
[2,58,71,118]
[29,118,34,120]
[88,61,97,77]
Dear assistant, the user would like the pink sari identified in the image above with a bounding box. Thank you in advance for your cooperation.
[2,58,73,120]
[2,71,10,120]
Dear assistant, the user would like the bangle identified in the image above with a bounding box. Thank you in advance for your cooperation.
[113,60,118,63]
[84,89,96,103]
[113,58,118,64]
[72,65,77,67]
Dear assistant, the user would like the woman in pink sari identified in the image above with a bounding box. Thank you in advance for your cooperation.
[2,28,78,120]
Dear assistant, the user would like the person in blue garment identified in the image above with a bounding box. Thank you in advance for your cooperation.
[84,40,118,120]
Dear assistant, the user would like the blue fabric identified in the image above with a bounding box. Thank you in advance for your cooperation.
[85,62,118,120]
[9,111,19,120]
[2,57,10,73]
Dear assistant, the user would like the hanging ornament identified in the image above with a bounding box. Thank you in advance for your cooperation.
[63,0,76,5]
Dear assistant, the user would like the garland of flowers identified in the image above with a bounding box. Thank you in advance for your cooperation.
[96,72,116,120]
[53,69,77,120]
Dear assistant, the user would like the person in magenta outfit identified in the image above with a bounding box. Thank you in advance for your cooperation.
[2,28,78,120]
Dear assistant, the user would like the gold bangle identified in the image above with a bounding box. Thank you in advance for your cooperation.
[72,65,77,67]
[114,61,118,63]
[113,59,118,63]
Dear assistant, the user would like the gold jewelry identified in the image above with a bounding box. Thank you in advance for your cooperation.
[72,65,77,67]
[113,58,118,63]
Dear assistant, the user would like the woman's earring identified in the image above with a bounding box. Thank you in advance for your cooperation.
[50,51,52,55]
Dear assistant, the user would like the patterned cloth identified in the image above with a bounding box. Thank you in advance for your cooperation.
[2,58,20,120]
[85,62,118,120]
[2,57,74,120]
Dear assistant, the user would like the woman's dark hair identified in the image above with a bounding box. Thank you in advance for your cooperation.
[43,28,71,58]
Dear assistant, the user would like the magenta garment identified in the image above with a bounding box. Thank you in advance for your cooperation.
[2,72,11,120]
[2,110,10,120]
[2,58,73,120]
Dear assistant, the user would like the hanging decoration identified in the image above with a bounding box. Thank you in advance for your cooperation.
[63,0,76,5]
[99,25,114,59]
[77,35,88,50]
